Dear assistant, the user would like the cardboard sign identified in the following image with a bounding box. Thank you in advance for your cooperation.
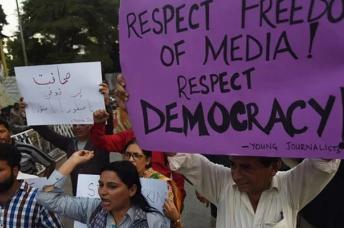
[15,62,105,125]
[119,0,344,158]
[74,174,100,228]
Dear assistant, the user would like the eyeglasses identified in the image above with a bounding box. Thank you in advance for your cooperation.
[123,151,144,161]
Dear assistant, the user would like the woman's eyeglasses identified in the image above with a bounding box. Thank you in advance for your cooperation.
[123,151,144,160]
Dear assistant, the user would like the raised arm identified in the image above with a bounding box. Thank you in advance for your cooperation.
[32,125,73,151]
[281,159,340,210]
[37,150,99,223]
[168,153,231,205]
[37,181,100,224]
[90,110,135,152]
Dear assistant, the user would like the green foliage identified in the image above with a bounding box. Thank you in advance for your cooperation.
[0,5,7,36]
[7,0,120,75]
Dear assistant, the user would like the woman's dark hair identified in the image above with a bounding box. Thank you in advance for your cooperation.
[123,139,152,167]
[100,160,157,213]
[0,143,21,168]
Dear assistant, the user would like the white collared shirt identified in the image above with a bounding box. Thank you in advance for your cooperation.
[168,154,340,228]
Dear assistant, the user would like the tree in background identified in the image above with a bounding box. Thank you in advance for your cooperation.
[0,5,8,35]
[7,0,120,75]
[0,5,8,78]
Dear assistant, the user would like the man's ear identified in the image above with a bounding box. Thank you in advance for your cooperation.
[129,184,137,197]
[13,166,19,177]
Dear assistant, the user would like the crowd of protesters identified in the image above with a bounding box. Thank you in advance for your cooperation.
[0,73,343,228]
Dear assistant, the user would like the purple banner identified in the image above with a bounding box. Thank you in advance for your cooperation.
[119,0,344,158]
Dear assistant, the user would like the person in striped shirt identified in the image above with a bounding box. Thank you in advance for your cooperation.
[0,118,55,176]
[0,143,63,227]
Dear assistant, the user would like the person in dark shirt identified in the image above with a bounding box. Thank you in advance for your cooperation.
[300,161,344,228]
[33,124,112,195]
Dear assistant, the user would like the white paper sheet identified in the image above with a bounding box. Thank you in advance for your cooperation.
[15,62,105,125]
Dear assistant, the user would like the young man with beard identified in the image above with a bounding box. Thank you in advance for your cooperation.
[0,143,63,227]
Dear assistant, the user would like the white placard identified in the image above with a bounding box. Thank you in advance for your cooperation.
[76,174,100,198]
[15,62,105,125]
[74,175,100,228]
[74,174,169,228]
[141,178,169,213]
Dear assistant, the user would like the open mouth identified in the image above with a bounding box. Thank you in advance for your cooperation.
[101,198,111,207]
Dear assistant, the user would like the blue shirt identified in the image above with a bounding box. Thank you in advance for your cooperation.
[0,181,63,227]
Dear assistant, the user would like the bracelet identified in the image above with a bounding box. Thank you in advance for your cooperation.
[172,218,181,224]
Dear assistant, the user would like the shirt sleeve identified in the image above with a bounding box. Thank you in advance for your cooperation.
[37,169,100,224]
[32,125,73,152]
[46,170,67,188]
[281,159,340,210]
[168,153,231,205]
[90,123,135,152]
[36,188,100,224]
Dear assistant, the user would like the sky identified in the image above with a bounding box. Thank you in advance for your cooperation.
[1,0,23,37]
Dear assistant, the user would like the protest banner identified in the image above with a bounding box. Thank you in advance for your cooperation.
[15,62,105,125]
[119,0,344,158]
[74,174,169,228]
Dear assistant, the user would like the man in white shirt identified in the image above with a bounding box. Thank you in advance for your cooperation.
[113,76,340,228]
[168,154,339,228]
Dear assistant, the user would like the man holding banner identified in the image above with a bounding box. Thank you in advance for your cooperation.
[114,77,340,227]
[118,0,344,227]
[167,153,339,227]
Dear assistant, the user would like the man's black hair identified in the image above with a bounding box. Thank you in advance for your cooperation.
[229,156,281,168]
[0,118,10,131]
[257,157,281,167]
[0,143,21,168]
